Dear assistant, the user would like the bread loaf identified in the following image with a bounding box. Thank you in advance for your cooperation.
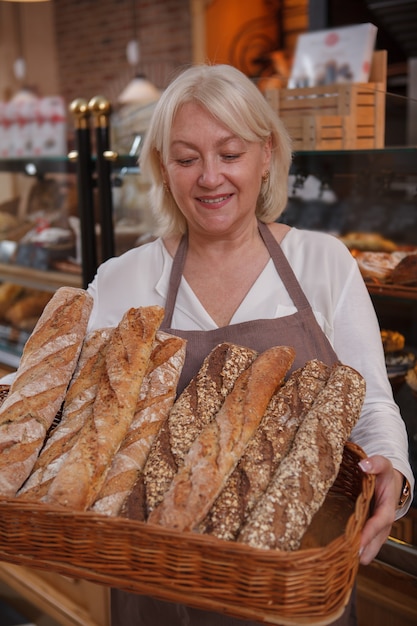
[148,345,295,531]
[197,359,331,540]
[0,283,24,318]
[5,290,52,329]
[391,253,417,286]
[44,305,164,510]
[0,287,93,496]
[91,331,186,516]
[125,342,258,521]
[17,327,114,501]
[238,363,366,551]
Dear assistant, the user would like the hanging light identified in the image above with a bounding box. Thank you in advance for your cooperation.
[118,74,160,105]
[117,0,160,106]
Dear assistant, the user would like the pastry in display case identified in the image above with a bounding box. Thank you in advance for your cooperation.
[341,230,417,290]
[406,362,417,399]
[381,329,416,390]
[12,177,77,272]
[0,281,52,367]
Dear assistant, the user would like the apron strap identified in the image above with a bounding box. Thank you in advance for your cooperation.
[257,221,311,311]
[161,233,188,327]
[163,221,311,327]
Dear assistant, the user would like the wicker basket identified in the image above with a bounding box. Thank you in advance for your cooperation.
[0,442,374,625]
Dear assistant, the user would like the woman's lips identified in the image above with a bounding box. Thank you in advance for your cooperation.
[197,194,233,207]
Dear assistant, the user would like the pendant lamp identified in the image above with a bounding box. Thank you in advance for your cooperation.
[118,0,160,105]
[118,74,160,105]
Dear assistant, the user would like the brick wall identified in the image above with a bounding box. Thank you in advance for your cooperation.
[53,0,192,107]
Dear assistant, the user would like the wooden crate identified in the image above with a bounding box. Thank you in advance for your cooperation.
[265,51,387,150]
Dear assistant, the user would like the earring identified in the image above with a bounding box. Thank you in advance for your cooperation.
[163,180,171,194]
[262,170,270,184]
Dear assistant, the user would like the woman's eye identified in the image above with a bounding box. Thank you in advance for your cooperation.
[223,153,241,161]
[177,158,196,166]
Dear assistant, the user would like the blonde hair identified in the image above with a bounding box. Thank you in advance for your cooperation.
[140,64,292,236]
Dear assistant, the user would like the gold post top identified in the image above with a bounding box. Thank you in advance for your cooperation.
[88,95,112,128]
[69,98,90,130]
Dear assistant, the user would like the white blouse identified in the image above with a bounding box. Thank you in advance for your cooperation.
[87,227,414,514]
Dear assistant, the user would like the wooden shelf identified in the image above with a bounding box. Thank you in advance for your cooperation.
[367,284,417,301]
[0,563,109,626]
[357,559,417,626]
[0,263,82,293]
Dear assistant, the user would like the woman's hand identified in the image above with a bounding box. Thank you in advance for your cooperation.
[358,455,404,565]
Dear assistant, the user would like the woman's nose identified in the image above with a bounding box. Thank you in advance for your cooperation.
[198,159,222,187]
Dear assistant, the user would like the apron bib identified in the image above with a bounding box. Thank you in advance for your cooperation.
[111,222,356,626]
[161,221,338,395]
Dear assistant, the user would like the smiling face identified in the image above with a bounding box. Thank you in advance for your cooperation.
[162,102,271,238]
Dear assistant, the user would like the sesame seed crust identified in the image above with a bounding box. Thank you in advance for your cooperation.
[197,359,331,540]
[142,343,257,516]
[238,363,366,551]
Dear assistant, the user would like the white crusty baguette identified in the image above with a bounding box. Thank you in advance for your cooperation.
[91,331,186,516]
[17,327,114,501]
[44,305,164,510]
[125,342,259,521]
[0,287,93,497]
[197,359,331,540]
[238,363,366,551]
[148,345,296,531]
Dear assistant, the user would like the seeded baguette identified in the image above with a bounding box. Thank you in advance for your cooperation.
[91,331,186,516]
[123,342,258,521]
[17,327,113,501]
[148,345,296,531]
[44,305,164,510]
[0,287,93,497]
[238,362,366,551]
[197,359,331,540]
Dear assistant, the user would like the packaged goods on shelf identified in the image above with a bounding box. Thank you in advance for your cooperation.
[0,96,67,158]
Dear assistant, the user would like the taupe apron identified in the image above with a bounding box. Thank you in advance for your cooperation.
[111,222,357,626]
[162,220,338,396]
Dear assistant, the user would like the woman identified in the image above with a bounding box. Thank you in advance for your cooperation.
[86,64,413,625]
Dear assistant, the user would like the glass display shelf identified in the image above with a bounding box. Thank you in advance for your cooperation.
[109,146,417,175]
[0,263,81,293]
[367,284,417,302]
[0,156,76,176]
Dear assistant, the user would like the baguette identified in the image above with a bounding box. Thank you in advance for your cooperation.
[238,363,366,551]
[125,342,258,521]
[148,345,296,531]
[91,331,186,516]
[17,327,113,501]
[0,287,93,496]
[44,305,164,510]
[197,359,331,540]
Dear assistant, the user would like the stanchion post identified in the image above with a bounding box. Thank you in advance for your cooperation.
[89,96,115,263]
[68,98,97,288]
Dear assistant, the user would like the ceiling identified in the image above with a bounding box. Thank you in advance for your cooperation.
[322,0,417,89]
[366,0,417,60]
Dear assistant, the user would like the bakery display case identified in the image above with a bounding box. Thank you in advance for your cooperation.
[0,98,156,370]
[0,157,83,368]
[279,89,417,625]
